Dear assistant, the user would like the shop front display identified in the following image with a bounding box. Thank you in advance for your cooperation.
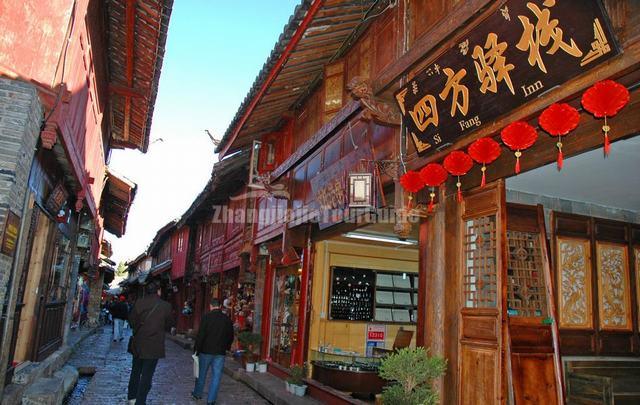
[269,265,301,368]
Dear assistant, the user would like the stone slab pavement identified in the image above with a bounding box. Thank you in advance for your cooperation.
[65,326,270,404]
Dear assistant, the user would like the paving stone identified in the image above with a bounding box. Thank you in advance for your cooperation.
[22,377,63,405]
[65,326,270,404]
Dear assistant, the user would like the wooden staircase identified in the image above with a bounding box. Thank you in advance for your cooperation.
[565,360,640,404]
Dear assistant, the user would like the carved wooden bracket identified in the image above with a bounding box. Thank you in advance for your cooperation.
[347,76,401,127]
[40,122,58,149]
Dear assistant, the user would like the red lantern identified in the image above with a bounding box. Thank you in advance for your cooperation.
[539,103,580,170]
[500,121,538,174]
[399,171,425,208]
[581,79,630,156]
[419,163,448,212]
[468,137,501,187]
[443,151,473,202]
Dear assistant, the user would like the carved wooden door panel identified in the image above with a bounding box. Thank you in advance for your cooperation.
[506,204,563,405]
[458,181,507,405]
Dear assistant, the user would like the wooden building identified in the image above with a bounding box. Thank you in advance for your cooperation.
[207,0,640,404]
[0,0,172,394]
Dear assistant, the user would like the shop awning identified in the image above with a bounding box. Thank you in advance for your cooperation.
[216,0,381,157]
[106,0,173,152]
[102,169,137,237]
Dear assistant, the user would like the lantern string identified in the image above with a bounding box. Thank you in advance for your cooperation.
[481,165,487,187]
[456,176,462,203]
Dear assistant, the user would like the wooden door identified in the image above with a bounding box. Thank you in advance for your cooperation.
[506,204,563,404]
[458,181,508,405]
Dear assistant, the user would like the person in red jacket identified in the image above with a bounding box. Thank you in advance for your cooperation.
[191,298,234,405]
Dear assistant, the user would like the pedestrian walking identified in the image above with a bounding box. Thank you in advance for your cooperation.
[127,281,174,405]
[191,298,234,405]
[110,295,129,341]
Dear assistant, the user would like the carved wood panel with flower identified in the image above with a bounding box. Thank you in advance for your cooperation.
[596,242,631,331]
[557,238,592,329]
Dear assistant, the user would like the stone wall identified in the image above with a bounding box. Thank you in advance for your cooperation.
[0,77,41,316]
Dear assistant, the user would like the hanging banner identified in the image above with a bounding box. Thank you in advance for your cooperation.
[395,0,620,156]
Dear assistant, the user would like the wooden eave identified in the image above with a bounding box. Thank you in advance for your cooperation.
[216,0,383,157]
[106,0,173,153]
[102,168,137,237]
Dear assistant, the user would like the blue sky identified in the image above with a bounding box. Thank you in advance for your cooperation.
[107,0,300,265]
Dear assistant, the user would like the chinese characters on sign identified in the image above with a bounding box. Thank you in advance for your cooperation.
[1,211,21,257]
[395,0,619,155]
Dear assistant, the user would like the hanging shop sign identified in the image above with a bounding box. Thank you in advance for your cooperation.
[395,0,620,156]
[310,141,374,229]
[1,211,21,257]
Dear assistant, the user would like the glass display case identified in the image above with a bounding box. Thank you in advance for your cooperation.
[310,349,385,396]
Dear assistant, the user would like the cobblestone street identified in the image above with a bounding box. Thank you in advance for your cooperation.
[66,326,270,404]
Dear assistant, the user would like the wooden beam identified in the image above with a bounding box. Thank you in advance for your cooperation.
[124,0,136,142]
[109,84,146,98]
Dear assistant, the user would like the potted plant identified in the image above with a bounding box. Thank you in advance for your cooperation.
[256,360,268,373]
[237,331,263,372]
[378,347,446,405]
[286,364,307,397]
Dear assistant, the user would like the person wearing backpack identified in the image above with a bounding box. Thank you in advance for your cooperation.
[127,281,174,405]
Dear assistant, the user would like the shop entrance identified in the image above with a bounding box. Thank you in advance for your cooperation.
[505,136,640,403]
[306,222,419,399]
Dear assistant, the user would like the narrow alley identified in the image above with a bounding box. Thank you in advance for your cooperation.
[65,327,269,405]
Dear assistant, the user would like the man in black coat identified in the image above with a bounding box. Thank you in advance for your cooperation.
[127,281,174,405]
[191,298,234,405]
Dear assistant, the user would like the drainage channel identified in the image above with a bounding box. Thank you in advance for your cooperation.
[63,367,96,405]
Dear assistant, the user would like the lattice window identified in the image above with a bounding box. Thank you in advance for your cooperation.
[464,215,497,308]
[506,230,548,317]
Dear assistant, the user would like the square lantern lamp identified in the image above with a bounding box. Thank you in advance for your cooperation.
[348,172,373,209]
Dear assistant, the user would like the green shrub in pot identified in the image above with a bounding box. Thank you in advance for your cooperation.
[378,347,446,405]
[237,331,263,364]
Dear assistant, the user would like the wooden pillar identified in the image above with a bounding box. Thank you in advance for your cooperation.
[261,258,274,359]
[419,189,460,405]
[294,238,312,365]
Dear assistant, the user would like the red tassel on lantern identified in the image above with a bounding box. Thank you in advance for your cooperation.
[480,165,487,187]
[428,190,435,212]
[468,138,501,188]
[539,103,579,170]
[582,80,630,156]
[557,141,564,170]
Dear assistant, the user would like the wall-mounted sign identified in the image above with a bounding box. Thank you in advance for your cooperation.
[395,0,620,156]
[1,211,21,257]
[365,324,386,356]
[45,183,69,214]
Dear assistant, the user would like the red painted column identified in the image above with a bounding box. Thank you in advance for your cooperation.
[416,219,428,347]
[261,258,274,359]
[293,238,312,365]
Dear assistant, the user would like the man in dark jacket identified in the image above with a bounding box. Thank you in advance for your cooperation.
[127,281,174,405]
[110,295,129,342]
[191,298,234,405]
